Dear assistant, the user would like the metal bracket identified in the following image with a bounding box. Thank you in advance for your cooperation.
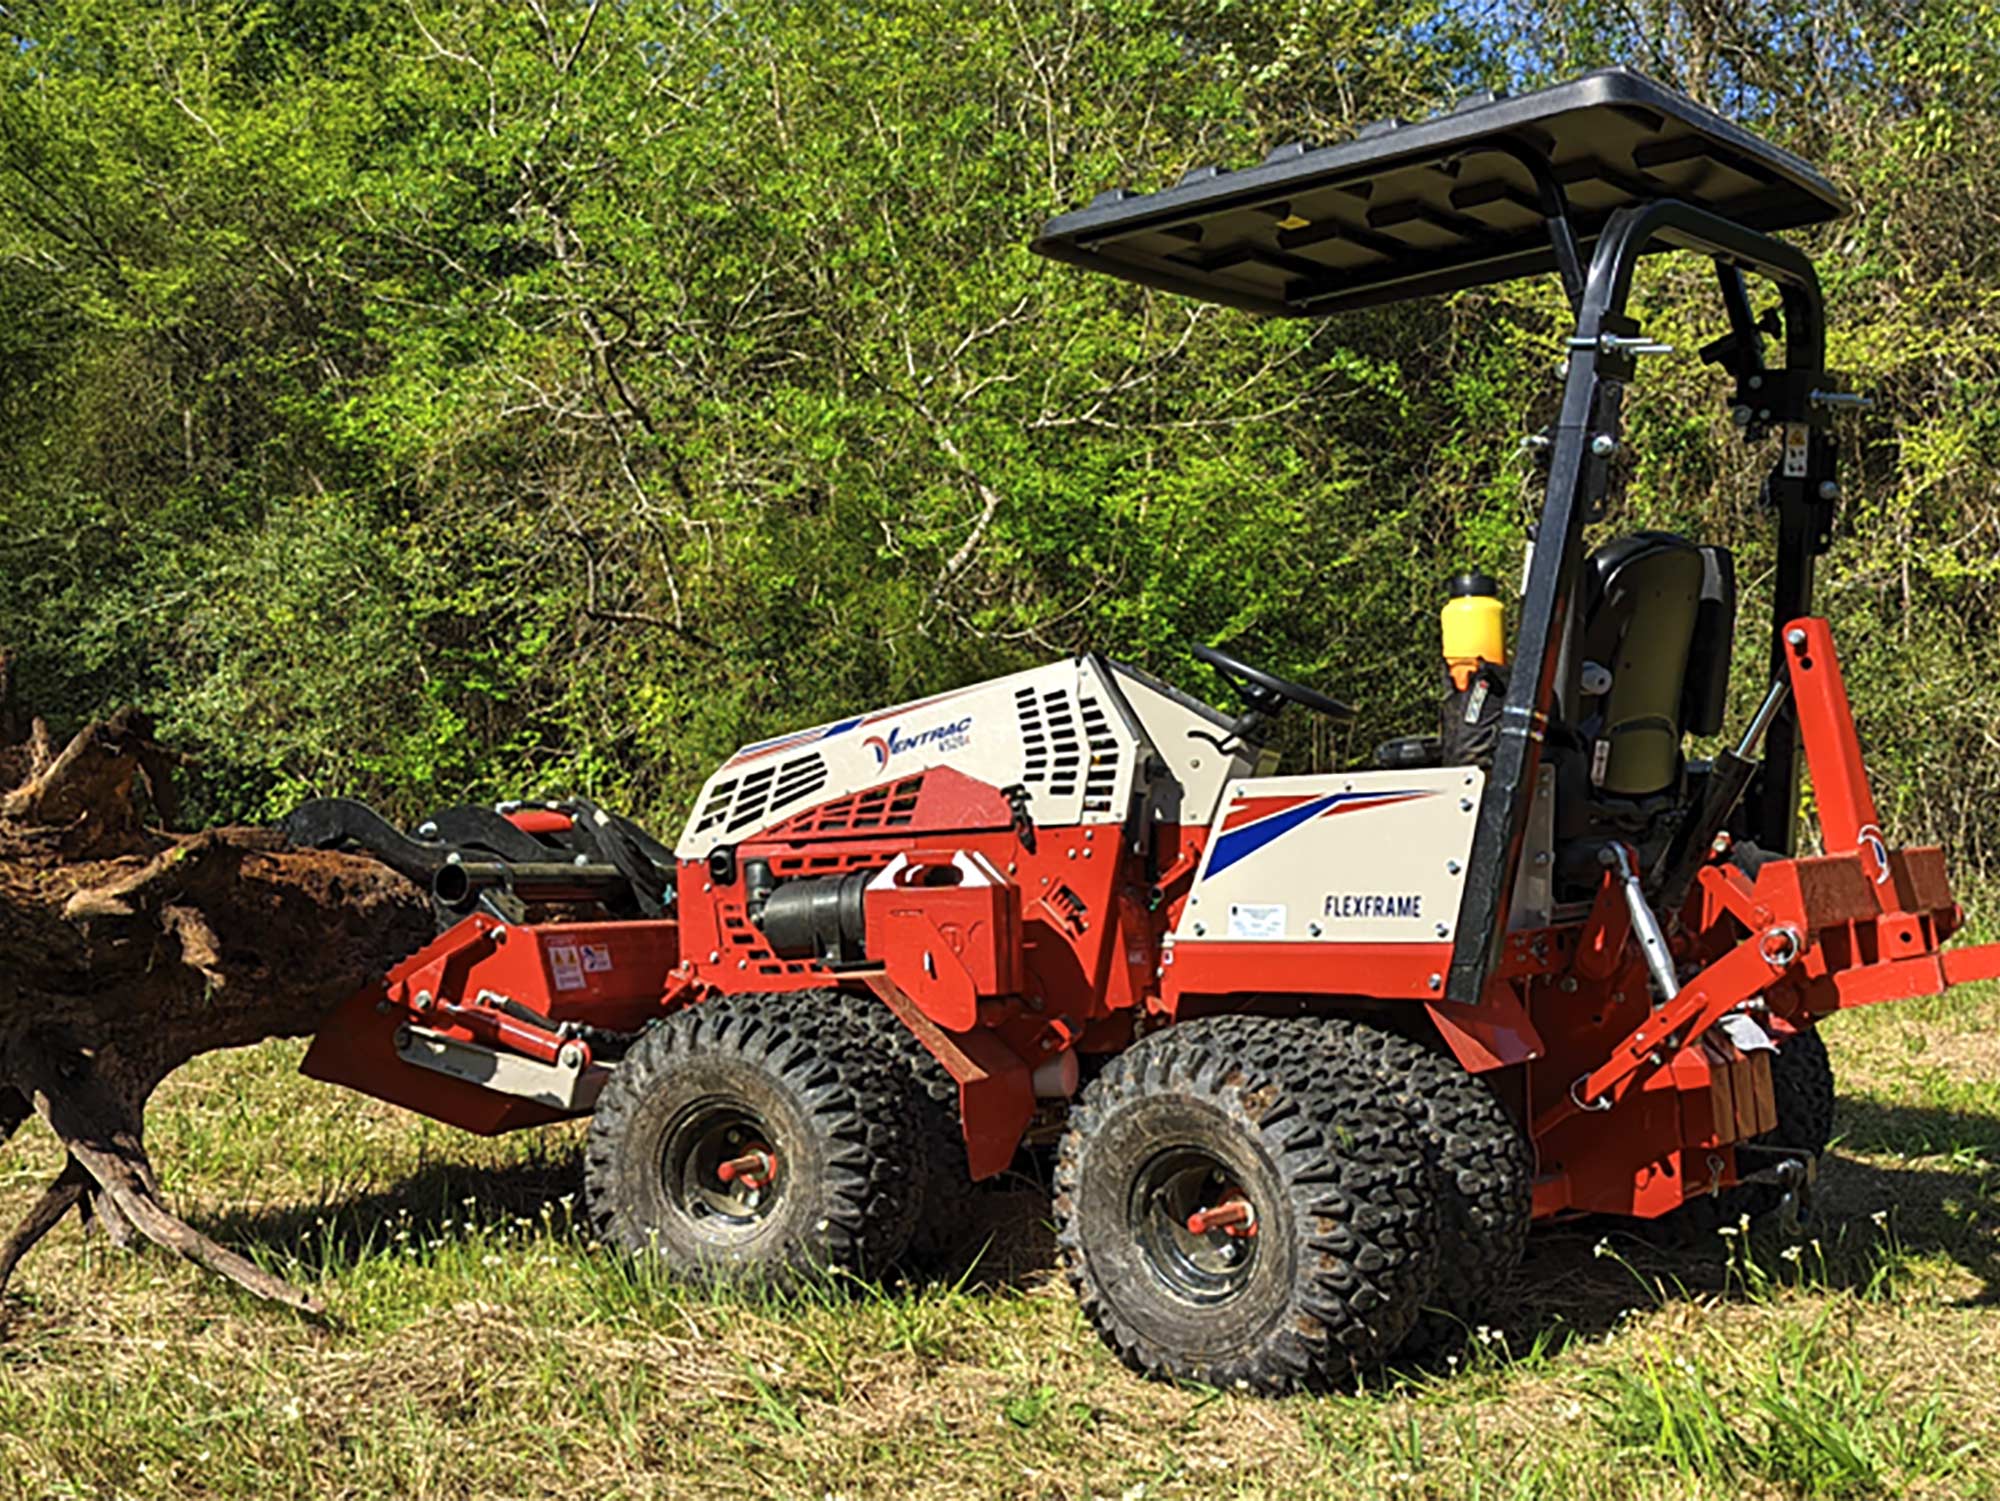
[1566,332,1674,356]
[394,1024,609,1113]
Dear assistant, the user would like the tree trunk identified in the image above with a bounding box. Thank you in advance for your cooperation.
[0,699,430,1315]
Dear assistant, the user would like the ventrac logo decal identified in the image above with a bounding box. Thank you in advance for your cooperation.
[1858,822,1891,885]
[1206,788,1433,878]
[864,716,972,767]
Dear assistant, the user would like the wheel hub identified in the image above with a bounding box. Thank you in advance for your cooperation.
[1130,1148,1262,1305]
[662,1101,783,1233]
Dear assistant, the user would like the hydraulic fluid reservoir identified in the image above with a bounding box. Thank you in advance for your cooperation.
[1441,572,1506,689]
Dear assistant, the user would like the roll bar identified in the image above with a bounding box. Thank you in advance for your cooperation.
[1444,198,1836,1006]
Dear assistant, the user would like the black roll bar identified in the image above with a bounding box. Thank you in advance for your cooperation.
[1444,198,1831,1007]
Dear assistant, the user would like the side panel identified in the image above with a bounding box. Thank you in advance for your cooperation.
[676,658,1145,858]
[1174,768,1484,946]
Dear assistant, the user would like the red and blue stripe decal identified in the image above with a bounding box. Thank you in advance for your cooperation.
[1205,789,1434,877]
[726,687,970,767]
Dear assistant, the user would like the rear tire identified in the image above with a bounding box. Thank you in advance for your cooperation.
[1649,1023,1836,1239]
[1342,1025,1532,1359]
[584,993,921,1286]
[1724,1025,1834,1221]
[1055,1016,1440,1392]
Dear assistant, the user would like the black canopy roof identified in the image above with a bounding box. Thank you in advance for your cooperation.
[1031,69,1846,316]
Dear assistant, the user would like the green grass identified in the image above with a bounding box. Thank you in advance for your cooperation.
[0,990,1997,1499]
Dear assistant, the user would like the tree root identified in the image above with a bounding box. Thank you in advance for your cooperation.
[7,1035,325,1315]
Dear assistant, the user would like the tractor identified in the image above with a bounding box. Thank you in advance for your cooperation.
[286,69,2000,1391]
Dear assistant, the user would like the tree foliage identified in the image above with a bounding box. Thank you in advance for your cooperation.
[1,0,1995,870]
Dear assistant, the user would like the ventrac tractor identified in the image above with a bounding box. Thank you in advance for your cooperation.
[288,70,2000,1390]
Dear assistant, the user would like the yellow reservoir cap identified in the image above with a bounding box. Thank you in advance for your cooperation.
[1441,572,1505,689]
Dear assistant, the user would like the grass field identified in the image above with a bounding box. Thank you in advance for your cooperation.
[0,987,1995,1500]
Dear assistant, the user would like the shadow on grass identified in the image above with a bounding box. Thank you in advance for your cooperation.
[1484,1096,2000,1367]
[192,1099,1999,1356]
[195,1149,588,1280]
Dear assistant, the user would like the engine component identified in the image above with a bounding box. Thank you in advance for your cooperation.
[756,872,872,962]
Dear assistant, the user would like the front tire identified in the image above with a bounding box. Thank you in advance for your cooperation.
[1055,1016,1440,1392]
[584,994,921,1286]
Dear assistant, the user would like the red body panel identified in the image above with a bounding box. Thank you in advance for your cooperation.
[302,915,682,1135]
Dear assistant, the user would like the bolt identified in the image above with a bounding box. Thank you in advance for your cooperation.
[1749,374,1764,390]
[708,951,720,963]
[491,926,507,943]
[1192,922,1206,936]
[1818,480,1840,501]
[1427,973,1442,991]
[1590,434,1617,458]
[1446,859,1461,875]
[1460,797,1475,812]
[1786,628,1807,648]
[573,853,589,867]
[417,821,439,838]
[414,989,433,1010]
[1435,923,1450,938]
[1308,922,1323,937]
[1534,850,1551,865]
[1560,977,1577,993]
[1731,406,1753,426]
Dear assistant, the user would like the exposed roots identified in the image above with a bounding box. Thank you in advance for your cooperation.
[0,694,430,1318]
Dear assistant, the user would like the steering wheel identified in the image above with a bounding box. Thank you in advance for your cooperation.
[1191,642,1356,722]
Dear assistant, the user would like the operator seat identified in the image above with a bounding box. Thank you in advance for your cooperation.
[1566,530,1736,800]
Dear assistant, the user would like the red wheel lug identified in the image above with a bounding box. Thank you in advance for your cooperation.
[718,1148,776,1187]
[1186,1199,1256,1236]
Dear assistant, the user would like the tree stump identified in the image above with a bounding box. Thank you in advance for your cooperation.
[0,702,430,1314]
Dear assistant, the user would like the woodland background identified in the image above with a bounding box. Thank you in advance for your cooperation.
[2,0,1995,870]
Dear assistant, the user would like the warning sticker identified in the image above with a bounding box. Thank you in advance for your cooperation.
[548,944,585,992]
[1228,902,1287,940]
[581,943,614,974]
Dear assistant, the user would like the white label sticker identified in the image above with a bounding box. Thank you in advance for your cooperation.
[1783,422,1810,479]
[581,943,614,973]
[548,944,585,991]
[1228,902,1287,940]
